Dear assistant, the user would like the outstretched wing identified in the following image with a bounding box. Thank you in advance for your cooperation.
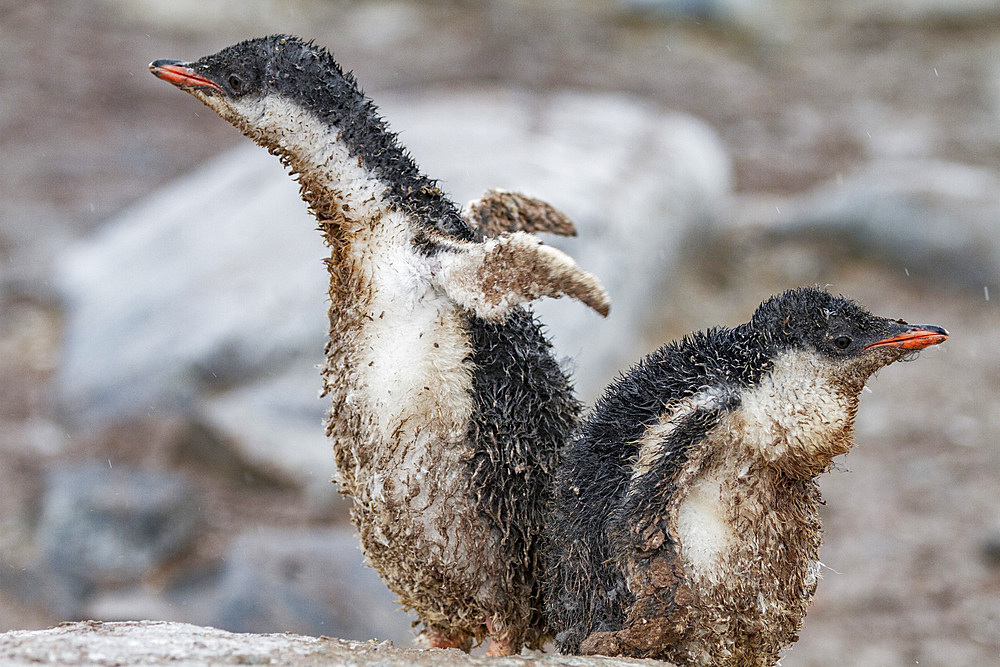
[462,189,577,239]
[435,231,610,321]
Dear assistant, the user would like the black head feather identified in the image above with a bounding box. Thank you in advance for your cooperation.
[180,35,472,240]
[750,286,903,359]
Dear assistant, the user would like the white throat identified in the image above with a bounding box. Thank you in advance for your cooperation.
[735,348,853,466]
[229,95,392,222]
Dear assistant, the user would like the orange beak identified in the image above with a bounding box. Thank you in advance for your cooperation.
[149,59,222,92]
[863,324,949,351]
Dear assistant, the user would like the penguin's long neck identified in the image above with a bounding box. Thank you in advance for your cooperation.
[224,70,471,243]
[219,83,488,491]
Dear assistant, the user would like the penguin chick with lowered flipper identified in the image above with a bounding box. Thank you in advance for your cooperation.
[149,35,609,655]
[545,286,947,666]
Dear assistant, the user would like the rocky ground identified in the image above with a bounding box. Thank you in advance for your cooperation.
[0,620,670,666]
[1,0,999,665]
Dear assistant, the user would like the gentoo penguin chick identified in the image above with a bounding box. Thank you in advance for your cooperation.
[545,286,948,666]
[150,35,610,654]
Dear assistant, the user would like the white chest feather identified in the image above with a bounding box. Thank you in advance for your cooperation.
[351,221,474,444]
[735,349,852,466]
[675,470,735,584]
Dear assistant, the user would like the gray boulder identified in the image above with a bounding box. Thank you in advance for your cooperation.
[208,528,413,642]
[83,527,413,643]
[618,0,784,39]
[37,464,200,587]
[198,357,335,502]
[756,159,1000,291]
[7,463,201,617]
[840,0,1000,24]
[56,149,328,428]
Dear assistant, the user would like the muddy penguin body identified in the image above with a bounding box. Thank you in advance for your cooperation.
[545,287,947,665]
[150,35,609,653]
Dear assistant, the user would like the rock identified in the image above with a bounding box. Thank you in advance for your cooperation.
[741,160,1000,292]
[55,88,730,473]
[55,147,328,429]
[618,0,784,39]
[207,528,412,642]
[0,620,669,666]
[840,0,1000,25]
[31,463,200,613]
[83,527,411,644]
[93,416,296,491]
[198,356,337,504]
[980,532,1000,568]
[0,201,78,305]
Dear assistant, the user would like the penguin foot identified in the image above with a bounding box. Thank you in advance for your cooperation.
[421,630,473,652]
[484,617,517,656]
[484,639,516,656]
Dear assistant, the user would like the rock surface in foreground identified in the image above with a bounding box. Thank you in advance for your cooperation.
[0,620,670,667]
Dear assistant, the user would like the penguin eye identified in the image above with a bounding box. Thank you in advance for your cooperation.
[833,335,852,350]
[228,74,244,93]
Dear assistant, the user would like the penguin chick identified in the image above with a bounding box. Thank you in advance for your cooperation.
[150,35,609,655]
[545,286,948,666]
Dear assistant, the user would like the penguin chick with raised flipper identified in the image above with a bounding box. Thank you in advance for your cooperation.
[545,286,947,666]
[149,35,609,655]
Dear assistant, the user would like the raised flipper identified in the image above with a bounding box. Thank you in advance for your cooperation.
[462,189,577,239]
[435,231,610,322]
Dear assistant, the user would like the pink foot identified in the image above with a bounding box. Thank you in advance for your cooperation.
[484,618,517,656]
[424,631,467,650]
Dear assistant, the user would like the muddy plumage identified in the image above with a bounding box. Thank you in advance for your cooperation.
[545,286,947,665]
[150,35,609,654]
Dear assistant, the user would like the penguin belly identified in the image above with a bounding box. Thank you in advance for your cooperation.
[622,441,824,667]
[325,249,502,641]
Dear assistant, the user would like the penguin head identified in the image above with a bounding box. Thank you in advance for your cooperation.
[151,35,494,242]
[150,36,373,159]
[729,287,948,474]
[751,286,948,393]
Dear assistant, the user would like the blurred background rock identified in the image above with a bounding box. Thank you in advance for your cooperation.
[1,1,998,663]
